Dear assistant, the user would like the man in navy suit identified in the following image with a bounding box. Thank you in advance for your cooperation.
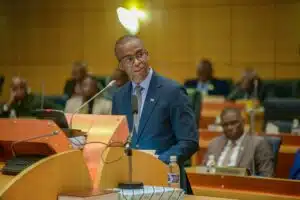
[184,59,230,97]
[112,35,199,192]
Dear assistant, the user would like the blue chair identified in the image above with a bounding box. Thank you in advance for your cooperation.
[264,136,282,172]
[289,149,300,180]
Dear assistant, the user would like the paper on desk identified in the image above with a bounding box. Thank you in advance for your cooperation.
[138,150,158,158]
[69,136,86,149]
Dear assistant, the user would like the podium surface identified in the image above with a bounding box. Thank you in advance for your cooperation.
[0,150,92,200]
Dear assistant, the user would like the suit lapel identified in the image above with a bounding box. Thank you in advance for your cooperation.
[236,134,250,166]
[136,73,162,141]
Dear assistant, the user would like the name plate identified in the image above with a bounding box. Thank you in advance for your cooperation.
[192,166,249,176]
[215,167,249,176]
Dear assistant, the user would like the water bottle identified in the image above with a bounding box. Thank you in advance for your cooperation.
[206,155,216,173]
[168,155,180,188]
[292,119,300,136]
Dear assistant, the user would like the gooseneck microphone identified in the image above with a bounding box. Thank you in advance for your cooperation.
[119,95,144,189]
[69,80,116,128]
[11,130,60,156]
[125,95,138,149]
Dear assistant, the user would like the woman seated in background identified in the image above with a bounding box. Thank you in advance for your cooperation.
[65,76,112,115]
[227,69,264,102]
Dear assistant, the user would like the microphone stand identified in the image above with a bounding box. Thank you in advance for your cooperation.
[249,79,258,176]
[118,111,143,189]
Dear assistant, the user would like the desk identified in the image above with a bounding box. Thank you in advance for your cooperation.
[187,167,300,200]
[192,130,300,178]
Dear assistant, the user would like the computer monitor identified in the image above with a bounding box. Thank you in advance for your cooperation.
[31,109,69,129]
[263,98,300,131]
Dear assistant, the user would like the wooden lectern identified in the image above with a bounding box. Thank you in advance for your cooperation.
[66,114,169,190]
[0,118,72,161]
[0,150,92,200]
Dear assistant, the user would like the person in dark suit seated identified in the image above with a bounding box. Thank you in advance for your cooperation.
[112,35,199,193]
[0,77,63,118]
[63,61,89,99]
[203,108,274,177]
[227,69,264,102]
[184,59,230,96]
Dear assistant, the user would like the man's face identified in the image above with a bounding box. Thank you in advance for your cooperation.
[11,79,27,101]
[197,62,212,82]
[221,111,244,141]
[82,78,97,98]
[115,39,149,84]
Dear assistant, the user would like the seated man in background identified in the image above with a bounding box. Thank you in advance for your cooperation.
[65,76,111,114]
[203,107,274,177]
[184,59,230,96]
[63,61,89,99]
[0,77,63,118]
[227,69,264,102]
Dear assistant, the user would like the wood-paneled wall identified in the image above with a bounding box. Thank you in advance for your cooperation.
[0,0,300,99]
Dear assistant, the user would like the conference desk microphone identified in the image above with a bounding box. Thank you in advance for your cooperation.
[2,130,60,175]
[118,95,144,189]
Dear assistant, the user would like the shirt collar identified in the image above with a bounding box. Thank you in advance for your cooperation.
[131,68,153,91]
[228,132,246,146]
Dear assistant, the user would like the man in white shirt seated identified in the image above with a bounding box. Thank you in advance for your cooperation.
[203,107,274,177]
[65,76,112,115]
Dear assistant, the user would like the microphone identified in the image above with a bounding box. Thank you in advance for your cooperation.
[11,130,60,157]
[119,95,143,189]
[69,80,116,128]
[125,95,138,149]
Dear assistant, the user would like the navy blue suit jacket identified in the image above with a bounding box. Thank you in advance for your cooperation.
[289,149,300,180]
[184,78,230,97]
[112,72,199,164]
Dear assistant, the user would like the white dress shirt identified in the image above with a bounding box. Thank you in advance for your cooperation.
[217,133,246,167]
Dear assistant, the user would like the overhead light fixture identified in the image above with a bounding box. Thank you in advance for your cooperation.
[117,0,150,34]
[117,7,140,35]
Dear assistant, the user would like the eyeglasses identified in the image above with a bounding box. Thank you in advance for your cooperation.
[119,50,148,67]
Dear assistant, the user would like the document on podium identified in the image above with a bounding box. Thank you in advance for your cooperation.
[138,150,158,158]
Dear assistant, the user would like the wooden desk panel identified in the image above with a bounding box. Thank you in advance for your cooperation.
[187,168,300,200]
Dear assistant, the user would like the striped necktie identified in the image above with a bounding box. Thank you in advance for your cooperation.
[134,85,143,132]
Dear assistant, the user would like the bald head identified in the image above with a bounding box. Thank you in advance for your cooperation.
[197,59,213,82]
[114,35,149,84]
[11,76,28,101]
[114,35,144,60]
[220,107,245,141]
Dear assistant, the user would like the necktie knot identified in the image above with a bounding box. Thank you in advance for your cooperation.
[135,85,143,96]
